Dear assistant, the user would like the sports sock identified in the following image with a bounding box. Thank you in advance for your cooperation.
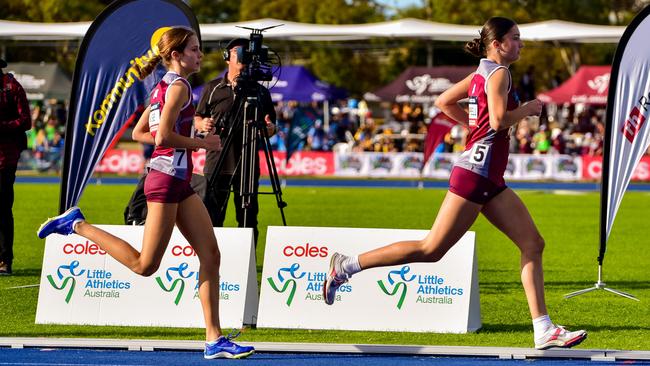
[72,219,84,233]
[533,314,554,341]
[206,336,224,345]
[341,255,362,276]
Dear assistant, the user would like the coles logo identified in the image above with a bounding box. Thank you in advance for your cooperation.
[171,244,197,257]
[282,243,328,258]
[63,241,106,256]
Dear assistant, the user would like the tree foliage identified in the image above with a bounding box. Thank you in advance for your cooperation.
[1,0,648,96]
[189,0,240,23]
[0,0,108,22]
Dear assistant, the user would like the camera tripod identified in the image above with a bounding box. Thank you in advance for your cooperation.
[207,82,287,236]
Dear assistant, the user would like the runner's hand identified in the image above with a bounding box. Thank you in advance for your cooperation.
[202,134,222,151]
[522,99,543,117]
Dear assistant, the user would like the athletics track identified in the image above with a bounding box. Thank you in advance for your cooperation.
[15,176,650,192]
[1,338,650,365]
[8,177,650,364]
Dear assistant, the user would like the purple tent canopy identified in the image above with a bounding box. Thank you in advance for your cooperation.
[364,66,475,103]
[192,65,347,104]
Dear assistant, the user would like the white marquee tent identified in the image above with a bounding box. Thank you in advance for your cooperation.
[0,17,626,43]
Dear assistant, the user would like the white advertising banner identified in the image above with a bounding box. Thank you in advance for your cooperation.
[424,153,458,179]
[36,226,258,329]
[258,226,480,333]
[335,152,368,176]
[602,5,650,242]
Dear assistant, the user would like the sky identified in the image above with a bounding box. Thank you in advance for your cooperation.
[375,0,424,16]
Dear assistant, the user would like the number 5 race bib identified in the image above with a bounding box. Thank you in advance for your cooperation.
[468,143,489,167]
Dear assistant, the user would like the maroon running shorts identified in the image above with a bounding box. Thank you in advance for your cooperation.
[144,169,195,203]
[448,167,507,205]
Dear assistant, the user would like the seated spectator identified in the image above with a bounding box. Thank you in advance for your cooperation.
[516,125,533,154]
[532,125,550,154]
[33,129,50,171]
[550,128,566,154]
[307,120,327,151]
[47,131,64,173]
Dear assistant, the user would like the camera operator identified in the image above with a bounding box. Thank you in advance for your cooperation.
[194,38,276,246]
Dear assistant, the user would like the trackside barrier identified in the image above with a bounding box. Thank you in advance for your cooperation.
[257,226,481,333]
[36,226,258,328]
[95,149,650,182]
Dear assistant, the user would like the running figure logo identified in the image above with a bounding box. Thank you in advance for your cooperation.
[47,261,86,303]
[267,263,305,306]
[377,265,416,309]
[155,262,195,305]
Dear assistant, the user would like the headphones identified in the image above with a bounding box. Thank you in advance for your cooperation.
[222,39,249,62]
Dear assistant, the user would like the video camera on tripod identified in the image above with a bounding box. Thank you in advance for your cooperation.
[207,25,287,234]
[230,25,282,88]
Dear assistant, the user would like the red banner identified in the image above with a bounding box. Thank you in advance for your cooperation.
[259,151,335,176]
[424,112,457,165]
[582,155,650,181]
[95,149,335,176]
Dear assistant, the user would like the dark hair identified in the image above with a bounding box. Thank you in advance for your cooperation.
[464,17,517,57]
[225,38,249,51]
[134,27,196,80]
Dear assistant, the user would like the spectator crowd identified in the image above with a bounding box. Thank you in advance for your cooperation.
[19,100,66,172]
[17,73,615,175]
[270,97,608,158]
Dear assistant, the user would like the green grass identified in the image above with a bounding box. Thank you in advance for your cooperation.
[2,183,650,350]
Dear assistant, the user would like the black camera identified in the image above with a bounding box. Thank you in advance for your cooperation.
[235,26,279,84]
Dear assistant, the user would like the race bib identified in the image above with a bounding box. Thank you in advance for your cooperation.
[149,102,161,130]
[468,96,478,127]
[173,148,188,168]
[468,143,489,166]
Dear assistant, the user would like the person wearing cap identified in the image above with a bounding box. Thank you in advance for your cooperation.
[194,38,276,246]
[0,58,31,275]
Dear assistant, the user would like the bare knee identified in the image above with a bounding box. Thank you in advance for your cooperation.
[197,243,221,269]
[520,235,545,259]
[419,240,447,263]
[133,261,161,277]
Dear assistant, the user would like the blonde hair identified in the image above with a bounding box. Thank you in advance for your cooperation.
[134,27,196,80]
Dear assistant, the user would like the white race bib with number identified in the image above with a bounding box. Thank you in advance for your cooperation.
[468,143,489,166]
[173,149,188,169]
[149,102,161,131]
[468,96,478,127]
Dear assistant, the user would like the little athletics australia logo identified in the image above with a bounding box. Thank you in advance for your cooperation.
[266,263,352,306]
[155,262,240,305]
[47,260,131,303]
[377,265,464,309]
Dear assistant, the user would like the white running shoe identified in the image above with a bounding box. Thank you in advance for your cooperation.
[322,252,350,305]
[535,325,587,350]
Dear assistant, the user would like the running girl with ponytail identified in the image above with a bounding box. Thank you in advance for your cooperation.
[322,17,587,350]
[38,27,254,359]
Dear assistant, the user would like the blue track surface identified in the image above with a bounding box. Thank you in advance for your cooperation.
[1,348,648,366]
[15,176,650,192]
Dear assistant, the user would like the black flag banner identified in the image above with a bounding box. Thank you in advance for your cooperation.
[565,5,650,301]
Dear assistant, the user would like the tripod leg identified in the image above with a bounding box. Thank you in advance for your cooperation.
[240,99,257,227]
[603,287,639,301]
[258,121,287,226]
[563,286,598,299]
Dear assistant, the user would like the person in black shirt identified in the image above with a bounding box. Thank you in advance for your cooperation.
[194,38,276,245]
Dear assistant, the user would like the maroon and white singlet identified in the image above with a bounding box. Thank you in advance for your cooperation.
[144,71,197,203]
[449,59,520,204]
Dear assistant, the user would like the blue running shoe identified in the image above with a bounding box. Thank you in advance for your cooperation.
[37,206,85,239]
[204,334,254,359]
